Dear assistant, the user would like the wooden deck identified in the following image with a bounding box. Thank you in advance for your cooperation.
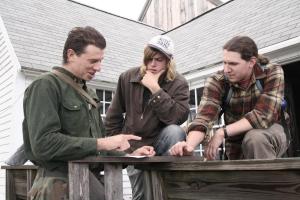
[2,157,300,200]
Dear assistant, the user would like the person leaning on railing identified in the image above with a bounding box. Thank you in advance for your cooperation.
[170,36,289,161]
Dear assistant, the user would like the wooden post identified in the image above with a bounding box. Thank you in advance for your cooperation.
[5,169,16,200]
[150,171,165,200]
[69,162,89,200]
[26,169,36,200]
[144,170,165,200]
[104,163,123,200]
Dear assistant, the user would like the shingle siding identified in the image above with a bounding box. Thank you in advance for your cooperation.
[168,0,300,74]
[0,0,163,84]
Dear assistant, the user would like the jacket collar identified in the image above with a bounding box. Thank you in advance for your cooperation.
[130,69,143,83]
[253,64,267,80]
[52,66,86,85]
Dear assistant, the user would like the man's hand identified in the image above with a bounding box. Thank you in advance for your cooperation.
[204,128,224,160]
[97,134,141,151]
[169,141,194,156]
[141,70,165,93]
[130,146,156,157]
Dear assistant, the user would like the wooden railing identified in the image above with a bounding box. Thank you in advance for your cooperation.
[1,165,38,200]
[2,157,300,200]
[68,156,300,200]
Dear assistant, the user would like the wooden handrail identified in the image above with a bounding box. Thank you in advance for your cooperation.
[68,156,300,200]
[3,157,300,200]
[1,165,38,170]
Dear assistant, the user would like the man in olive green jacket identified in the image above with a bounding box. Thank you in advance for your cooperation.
[23,26,154,200]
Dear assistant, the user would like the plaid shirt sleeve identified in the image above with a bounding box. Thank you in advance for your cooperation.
[188,72,224,134]
[244,64,284,129]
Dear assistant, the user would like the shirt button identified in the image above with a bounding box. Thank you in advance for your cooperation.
[157,96,160,99]
[153,100,156,103]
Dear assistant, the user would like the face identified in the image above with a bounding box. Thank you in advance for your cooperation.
[67,45,104,80]
[146,52,168,74]
[223,50,255,83]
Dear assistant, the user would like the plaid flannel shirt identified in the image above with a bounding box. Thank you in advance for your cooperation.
[188,63,285,135]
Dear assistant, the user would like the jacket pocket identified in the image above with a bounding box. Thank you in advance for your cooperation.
[62,101,82,111]
[61,100,89,136]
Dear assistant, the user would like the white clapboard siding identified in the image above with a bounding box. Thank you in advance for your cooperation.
[123,169,132,199]
[0,16,26,199]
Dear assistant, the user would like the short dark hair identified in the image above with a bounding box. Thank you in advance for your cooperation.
[62,26,106,64]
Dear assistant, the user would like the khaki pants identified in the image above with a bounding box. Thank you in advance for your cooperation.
[28,167,105,200]
[225,123,288,160]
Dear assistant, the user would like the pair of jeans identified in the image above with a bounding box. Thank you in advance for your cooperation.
[127,124,186,200]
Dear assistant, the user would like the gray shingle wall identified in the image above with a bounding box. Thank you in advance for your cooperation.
[168,0,300,74]
[0,0,163,83]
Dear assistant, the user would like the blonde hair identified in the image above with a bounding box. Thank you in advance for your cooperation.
[140,46,176,81]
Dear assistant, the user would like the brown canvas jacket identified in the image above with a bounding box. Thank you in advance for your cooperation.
[105,67,190,151]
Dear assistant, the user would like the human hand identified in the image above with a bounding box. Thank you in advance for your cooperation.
[130,146,156,157]
[169,141,194,156]
[141,70,165,93]
[97,134,141,151]
[204,129,224,160]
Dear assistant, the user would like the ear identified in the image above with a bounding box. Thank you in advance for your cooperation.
[249,56,257,69]
[67,49,76,63]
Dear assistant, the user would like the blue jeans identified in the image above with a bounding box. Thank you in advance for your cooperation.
[127,124,186,200]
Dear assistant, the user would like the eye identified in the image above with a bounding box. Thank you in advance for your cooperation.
[90,59,101,64]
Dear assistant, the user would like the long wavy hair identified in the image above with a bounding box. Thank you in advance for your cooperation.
[223,36,269,65]
[140,46,176,81]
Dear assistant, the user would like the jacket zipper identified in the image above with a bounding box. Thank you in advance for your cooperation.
[140,100,151,120]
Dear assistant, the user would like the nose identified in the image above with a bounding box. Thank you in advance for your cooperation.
[94,62,101,72]
[149,58,157,66]
[223,63,230,74]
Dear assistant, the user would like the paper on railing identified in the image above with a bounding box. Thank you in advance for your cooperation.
[126,155,147,158]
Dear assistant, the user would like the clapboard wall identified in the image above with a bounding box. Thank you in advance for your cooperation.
[0,16,27,199]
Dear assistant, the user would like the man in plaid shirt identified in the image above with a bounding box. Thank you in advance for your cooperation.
[170,36,288,160]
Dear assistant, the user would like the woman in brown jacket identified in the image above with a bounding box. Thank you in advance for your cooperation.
[105,35,190,200]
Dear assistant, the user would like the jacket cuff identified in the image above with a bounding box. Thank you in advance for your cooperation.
[187,124,207,134]
[149,89,165,107]
[83,138,98,154]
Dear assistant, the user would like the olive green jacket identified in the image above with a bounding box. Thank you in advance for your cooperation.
[23,67,122,171]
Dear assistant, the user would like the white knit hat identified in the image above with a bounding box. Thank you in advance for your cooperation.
[148,35,174,59]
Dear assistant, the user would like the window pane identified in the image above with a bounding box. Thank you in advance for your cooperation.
[105,103,110,113]
[189,90,195,106]
[96,89,103,101]
[196,88,204,105]
[99,103,104,115]
[105,91,112,102]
